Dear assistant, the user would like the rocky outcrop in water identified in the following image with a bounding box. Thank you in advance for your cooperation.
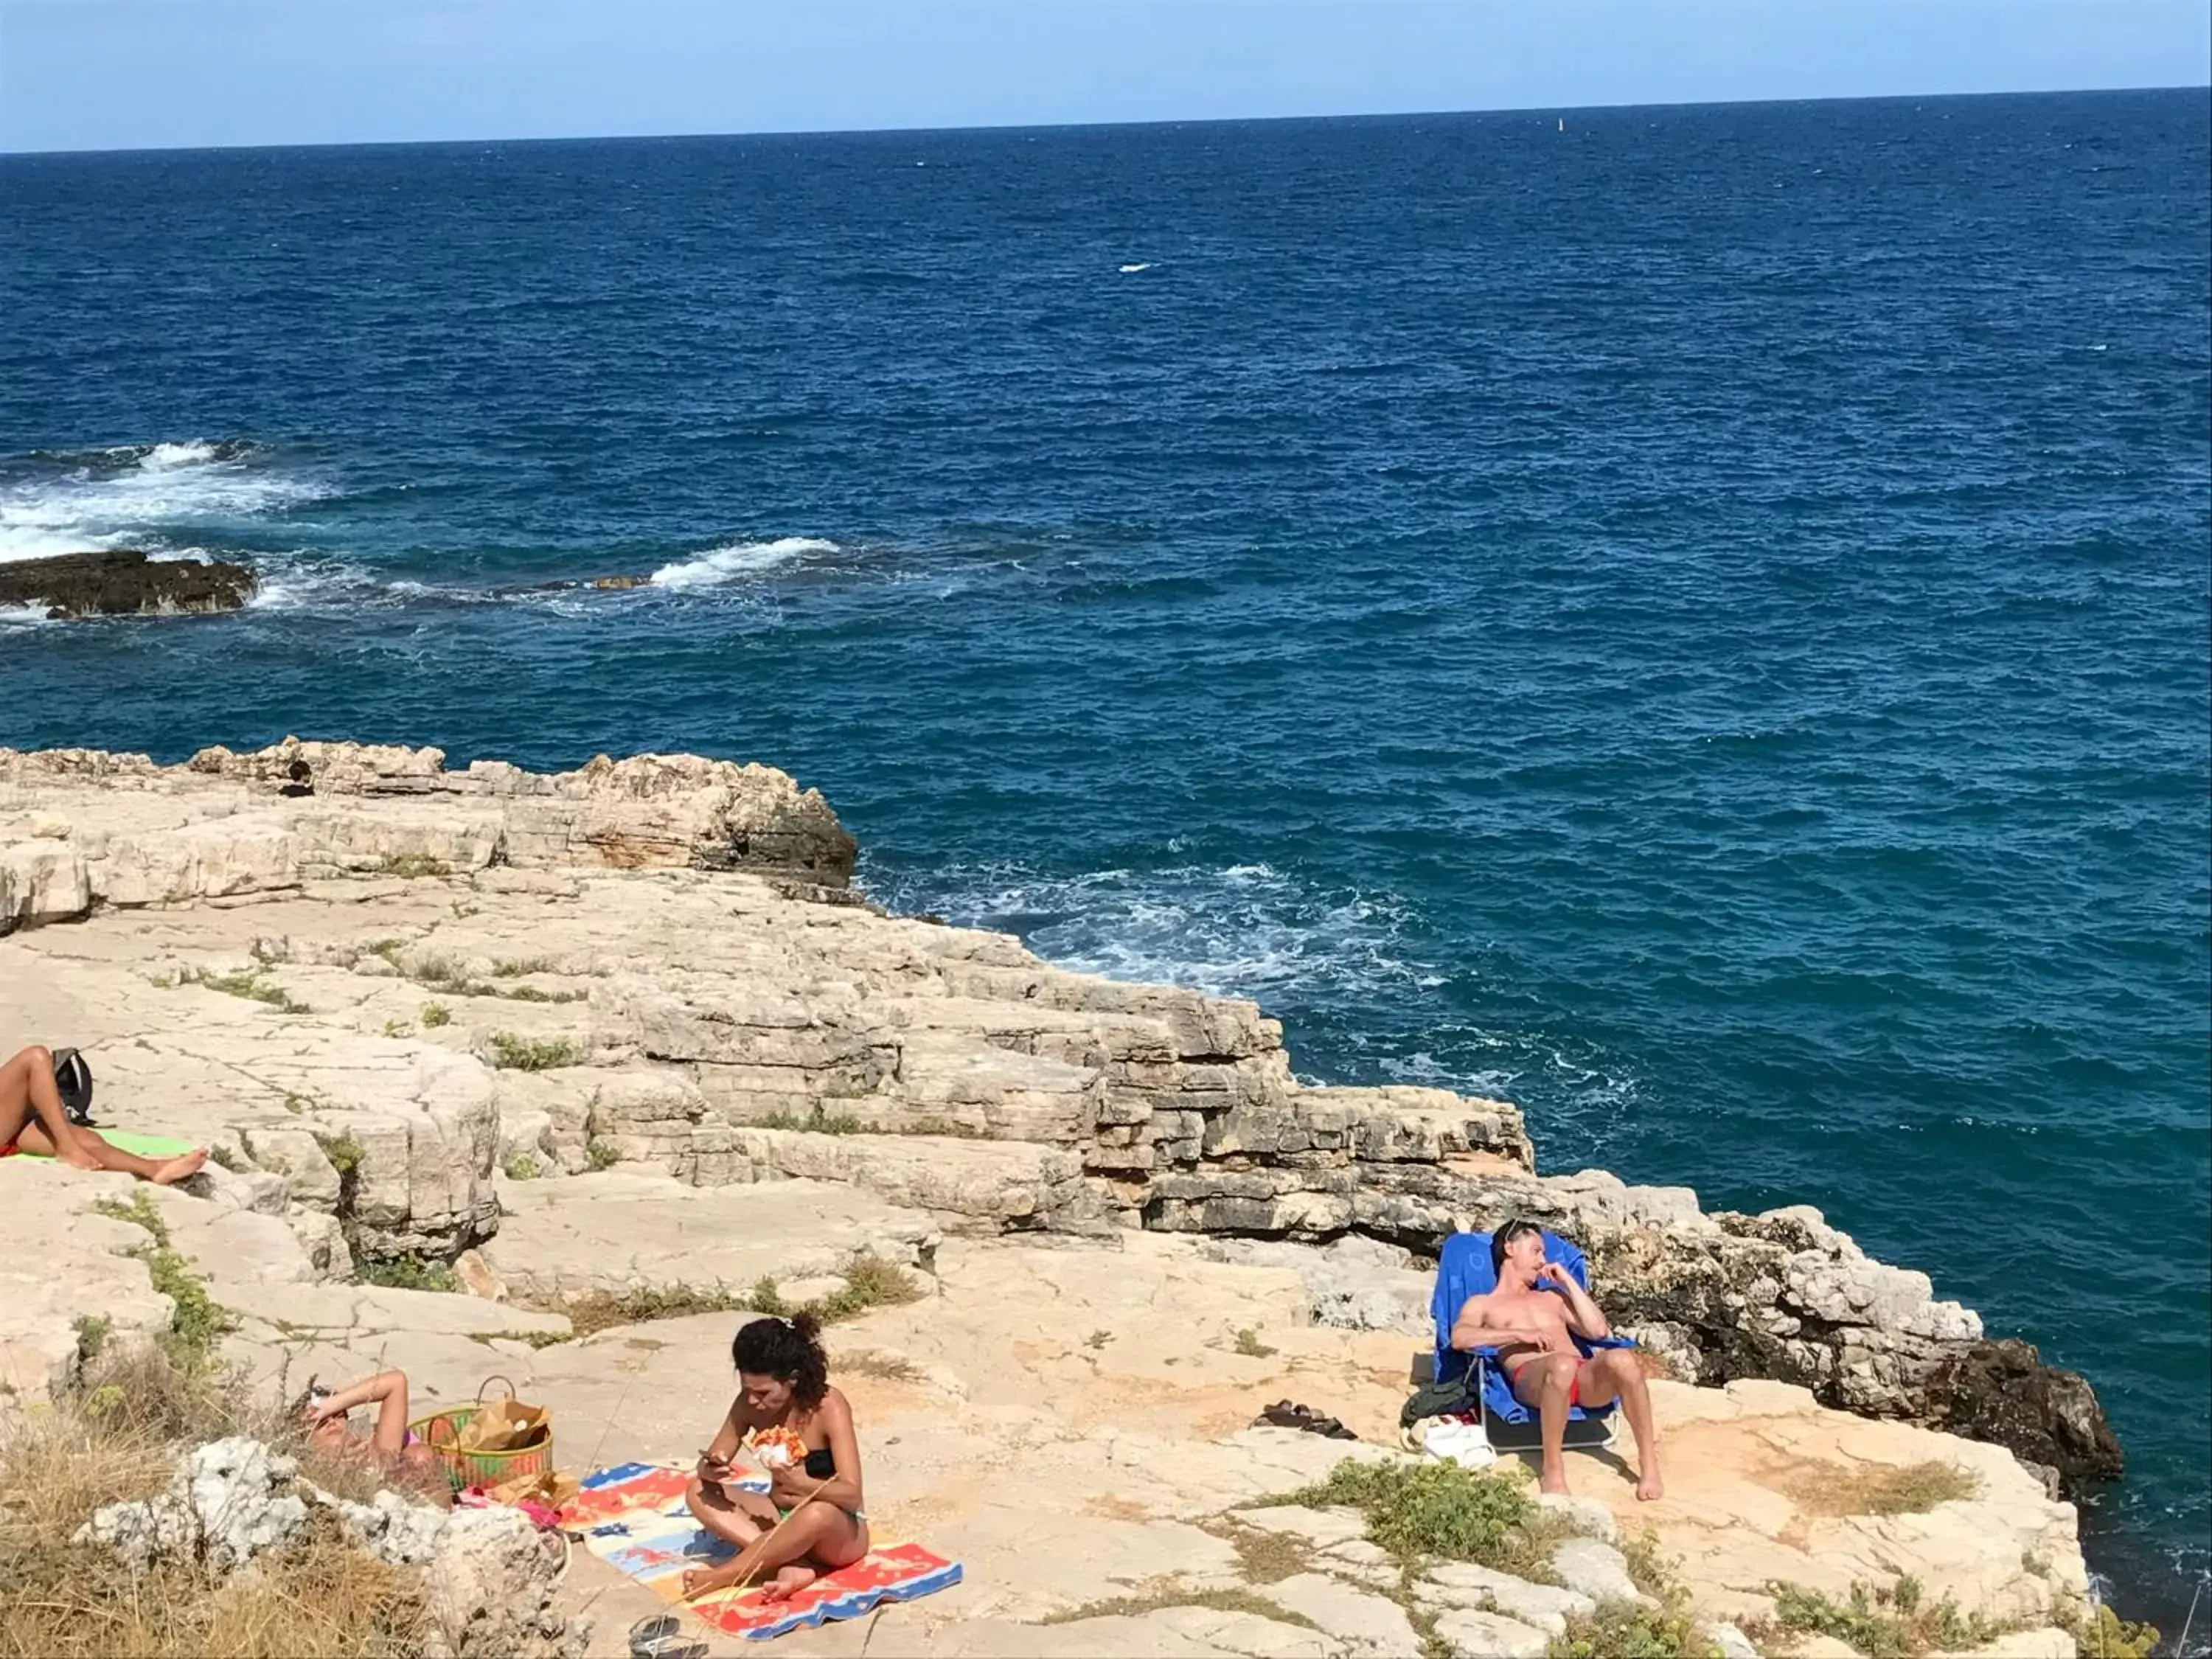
[0,740,2117,1498]
[0,549,256,618]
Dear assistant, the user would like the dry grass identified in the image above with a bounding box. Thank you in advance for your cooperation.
[1039,1583,1317,1630]
[1208,1519,1315,1584]
[835,1349,925,1383]
[556,1256,925,1339]
[1787,1459,1982,1517]
[0,1345,433,1658]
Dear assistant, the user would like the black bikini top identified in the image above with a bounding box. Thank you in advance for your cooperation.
[802,1447,835,1480]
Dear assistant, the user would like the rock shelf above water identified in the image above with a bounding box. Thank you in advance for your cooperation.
[0,548,257,617]
[0,739,2120,1508]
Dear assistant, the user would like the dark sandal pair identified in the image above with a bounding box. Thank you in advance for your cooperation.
[1254,1399,1357,1440]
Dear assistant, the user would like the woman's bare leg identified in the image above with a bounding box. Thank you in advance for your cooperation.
[686,1477,773,1550]
[1,1046,205,1183]
[682,1502,866,1601]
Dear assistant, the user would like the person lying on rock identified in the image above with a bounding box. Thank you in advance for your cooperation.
[682,1312,870,1604]
[300,1368,451,1500]
[1450,1217,1665,1501]
[0,1044,207,1184]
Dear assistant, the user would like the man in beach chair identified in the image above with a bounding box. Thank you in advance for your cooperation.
[1441,1217,1663,1500]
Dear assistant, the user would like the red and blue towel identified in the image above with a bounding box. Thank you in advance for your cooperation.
[568,1462,963,1642]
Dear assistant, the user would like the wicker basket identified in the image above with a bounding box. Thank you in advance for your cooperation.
[410,1375,554,1493]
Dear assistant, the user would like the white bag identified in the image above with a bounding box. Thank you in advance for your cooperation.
[1419,1419,1498,1470]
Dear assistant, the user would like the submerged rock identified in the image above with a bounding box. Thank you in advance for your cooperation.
[0,549,255,618]
[1919,1337,2125,1493]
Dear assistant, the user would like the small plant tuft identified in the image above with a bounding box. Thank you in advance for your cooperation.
[488,1032,582,1071]
[2057,1600,2160,1659]
[1233,1326,1277,1358]
[376,852,450,878]
[491,956,553,978]
[353,1253,461,1294]
[1265,1458,1568,1582]
[94,1189,171,1248]
[175,964,311,1014]
[1789,1458,1982,1517]
[584,1138,620,1171]
[419,1001,451,1028]
[1761,1577,2012,1658]
[759,1105,868,1135]
[1040,1585,1319,1630]
[501,1152,543,1181]
[316,1132,364,1177]
[72,1313,112,1363]
[382,1017,414,1038]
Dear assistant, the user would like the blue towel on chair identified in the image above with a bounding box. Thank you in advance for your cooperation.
[1430,1230,1636,1427]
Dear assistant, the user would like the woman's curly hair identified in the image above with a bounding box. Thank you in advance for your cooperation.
[731,1312,829,1410]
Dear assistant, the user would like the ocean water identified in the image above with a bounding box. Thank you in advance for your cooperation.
[3,91,2206,1628]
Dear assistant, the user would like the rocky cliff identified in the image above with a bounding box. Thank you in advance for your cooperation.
[0,740,2118,1500]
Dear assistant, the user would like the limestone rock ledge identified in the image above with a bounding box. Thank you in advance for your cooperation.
[0,742,2118,1498]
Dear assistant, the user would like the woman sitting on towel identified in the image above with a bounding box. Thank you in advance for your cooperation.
[0,1044,206,1185]
[683,1312,869,1602]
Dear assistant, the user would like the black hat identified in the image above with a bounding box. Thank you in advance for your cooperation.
[51,1047,94,1126]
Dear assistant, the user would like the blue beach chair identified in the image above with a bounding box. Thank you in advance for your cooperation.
[1429,1228,1637,1453]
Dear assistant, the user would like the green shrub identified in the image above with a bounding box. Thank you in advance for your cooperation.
[1233,1327,1277,1358]
[93,1190,171,1247]
[810,1256,925,1322]
[487,1032,582,1071]
[376,852,450,878]
[1551,1602,1721,1659]
[144,1247,231,1364]
[584,1138,620,1170]
[501,1152,543,1181]
[1267,1458,1565,1579]
[315,1132,364,1176]
[71,1315,111,1363]
[759,1105,867,1135]
[419,1002,451,1028]
[1766,1579,2006,1659]
[2059,1601,2160,1659]
[175,965,310,1014]
[353,1254,461,1294]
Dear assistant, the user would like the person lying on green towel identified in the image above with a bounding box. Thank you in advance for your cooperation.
[0,1044,207,1186]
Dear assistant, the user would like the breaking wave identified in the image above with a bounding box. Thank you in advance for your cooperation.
[647,536,838,589]
[0,439,330,563]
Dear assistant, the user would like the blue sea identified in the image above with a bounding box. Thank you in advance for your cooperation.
[3,90,2206,1630]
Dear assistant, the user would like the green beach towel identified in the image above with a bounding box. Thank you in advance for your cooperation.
[13,1130,196,1160]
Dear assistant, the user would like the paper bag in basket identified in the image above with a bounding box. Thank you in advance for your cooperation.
[456,1397,549,1453]
[486,1467,580,1510]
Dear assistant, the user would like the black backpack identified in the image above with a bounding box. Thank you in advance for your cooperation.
[51,1048,94,1126]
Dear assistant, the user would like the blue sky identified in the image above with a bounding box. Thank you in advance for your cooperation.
[1,0,2206,153]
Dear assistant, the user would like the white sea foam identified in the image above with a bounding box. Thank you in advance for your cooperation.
[0,602,55,630]
[1119,262,1154,274]
[243,557,384,613]
[0,439,330,564]
[863,856,1427,1005]
[647,536,838,590]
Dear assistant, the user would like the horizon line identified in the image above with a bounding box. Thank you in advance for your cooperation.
[3,80,2202,161]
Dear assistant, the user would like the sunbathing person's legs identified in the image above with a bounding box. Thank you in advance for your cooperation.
[1569,1348,1664,1501]
[1508,1352,1585,1495]
[681,1500,867,1603]
[0,1046,206,1185]
[686,1475,774,1551]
